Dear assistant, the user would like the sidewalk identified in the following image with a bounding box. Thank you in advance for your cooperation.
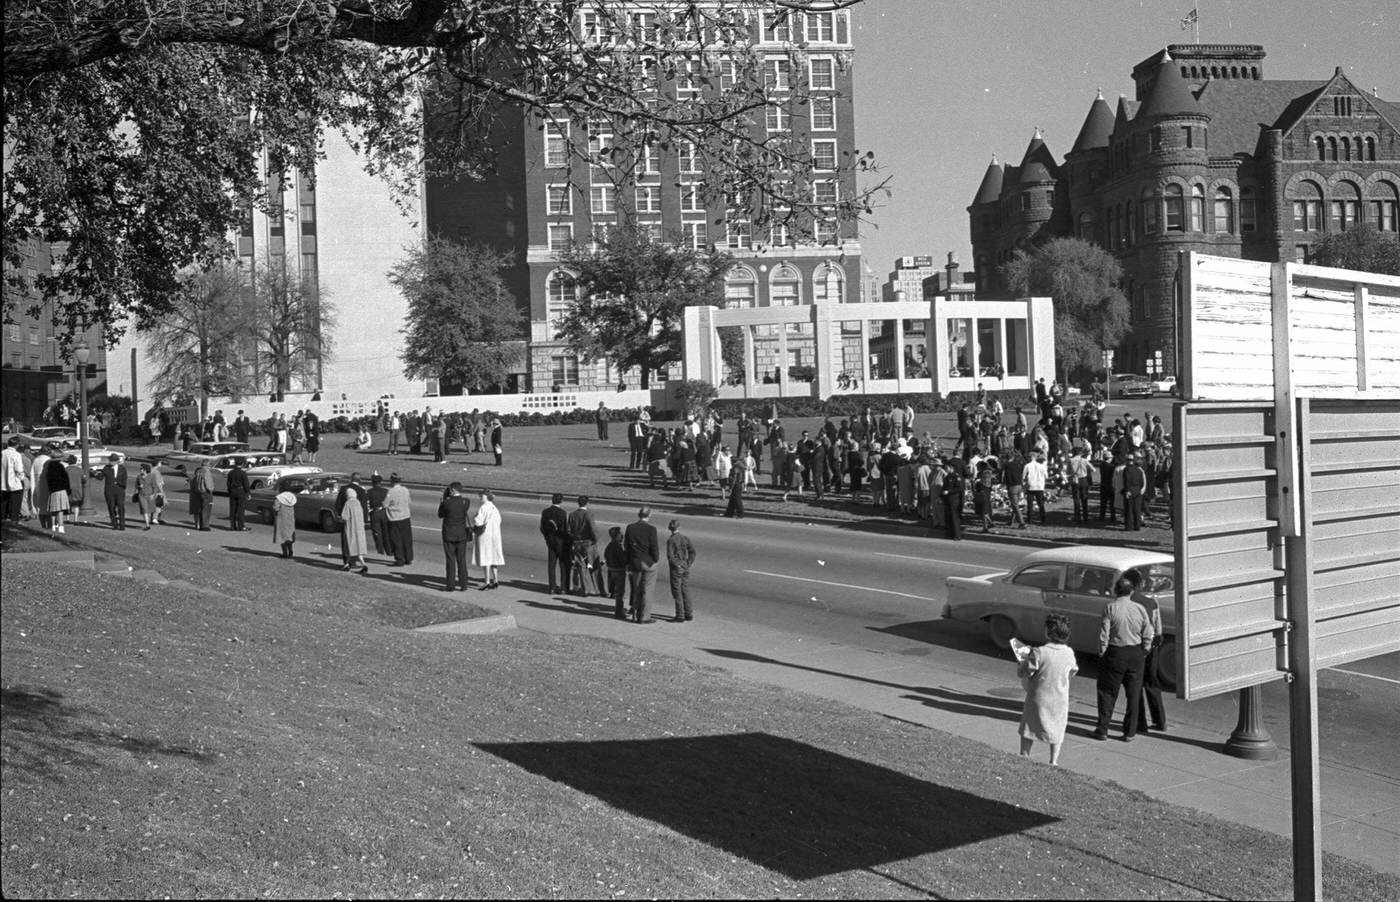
[447,589,1400,877]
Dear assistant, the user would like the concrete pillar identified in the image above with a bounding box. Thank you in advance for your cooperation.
[859,319,871,384]
[742,325,755,398]
[893,317,906,392]
[777,322,789,392]
[813,303,834,398]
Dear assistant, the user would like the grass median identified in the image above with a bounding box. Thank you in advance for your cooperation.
[1,546,1386,898]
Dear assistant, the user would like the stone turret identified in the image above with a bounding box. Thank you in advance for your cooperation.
[1065,90,1115,244]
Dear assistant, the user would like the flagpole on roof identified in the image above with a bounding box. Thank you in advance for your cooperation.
[1180,3,1200,43]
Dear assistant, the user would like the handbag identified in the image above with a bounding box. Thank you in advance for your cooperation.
[473,523,486,536]
[154,493,166,509]
[131,491,140,503]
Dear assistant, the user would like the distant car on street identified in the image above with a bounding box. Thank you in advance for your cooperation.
[1151,375,1178,396]
[1091,372,1153,398]
[247,471,355,533]
[942,545,1177,691]
[158,442,251,477]
[13,426,80,452]
[160,448,320,494]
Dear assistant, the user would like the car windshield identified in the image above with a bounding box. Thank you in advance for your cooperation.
[1136,563,1175,593]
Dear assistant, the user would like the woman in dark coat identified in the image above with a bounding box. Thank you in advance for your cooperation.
[490,418,504,466]
[43,450,71,534]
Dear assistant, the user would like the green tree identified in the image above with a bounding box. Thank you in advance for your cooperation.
[4,2,884,350]
[246,261,337,402]
[145,264,255,418]
[554,226,733,389]
[391,237,525,393]
[1001,237,1130,378]
[1309,224,1400,276]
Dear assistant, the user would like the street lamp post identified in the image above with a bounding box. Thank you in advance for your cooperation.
[74,342,91,518]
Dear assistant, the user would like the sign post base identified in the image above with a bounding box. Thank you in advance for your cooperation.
[1222,685,1278,760]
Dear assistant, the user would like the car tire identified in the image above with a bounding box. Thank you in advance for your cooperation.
[319,510,338,534]
[260,506,274,525]
[986,615,1018,650]
[1157,637,1178,694]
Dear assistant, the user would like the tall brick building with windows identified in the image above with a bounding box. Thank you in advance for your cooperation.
[969,44,1400,377]
[428,2,862,392]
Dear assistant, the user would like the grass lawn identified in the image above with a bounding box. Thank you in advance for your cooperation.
[111,402,1175,552]
[1,552,1387,898]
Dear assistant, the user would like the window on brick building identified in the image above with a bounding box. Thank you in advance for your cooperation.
[810,96,835,131]
[766,104,790,132]
[1151,128,1163,152]
[1214,187,1235,233]
[1126,201,1136,245]
[1370,182,1398,231]
[814,218,839,244]
[546,185,572,216]
[1189,184,1205,232]
[1164,184,1185,232]
[550,354,580,387]
[1315,135,1326,161]
[1143,187,1159,234]
[809,58,835,90]
[1330,182,1360,232]
[1182,126,1194,149]
[1366,136,1377,161]
[1078,213,1094,241]
[725,268,757,308]
[1241,187,1258,233]
[726,220,752,250]
[545,121,569,168]
[812,140,837,171]
[1292,180,1323,232]
[546,271,577,338]
[1295,244,1310,264]
[769,263,801,306]
[548,224,573,251]
[590,185,615,214]
[682,221,707,249]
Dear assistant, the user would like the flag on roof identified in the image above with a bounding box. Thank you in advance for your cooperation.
[1180,8,1199,29]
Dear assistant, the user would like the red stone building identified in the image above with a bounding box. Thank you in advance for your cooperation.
[968,44,1400,377]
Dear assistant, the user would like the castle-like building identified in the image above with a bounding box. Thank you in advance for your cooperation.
[969,44,1400,377]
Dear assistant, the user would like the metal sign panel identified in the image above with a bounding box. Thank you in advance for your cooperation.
[1176,255,1400,701]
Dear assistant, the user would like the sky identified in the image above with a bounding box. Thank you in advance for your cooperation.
[851,0,1400,285]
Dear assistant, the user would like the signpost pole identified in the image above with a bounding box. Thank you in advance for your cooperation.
[1286,397,1322,901]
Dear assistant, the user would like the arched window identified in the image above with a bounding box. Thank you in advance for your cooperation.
[812,262,845,304]
[1366,136,1377,161]
[724,266,757,308]
[1369,181,1398,232]
[1291,180,1323,232]
[1189,184,1205,231]
[1142,186,1159,234]
[768,263,801,306]
[1241,186,1258,233]
[1329,181,1360,232]
[1165,183,1185,232]
[1213,186,1235,234]
[1126,201,1135,245]
[1078,212,1094,241]
[1327,137,1338,161]
[1341,136,1351,161]
[1315,136,1326,161]
[546,270,577,338]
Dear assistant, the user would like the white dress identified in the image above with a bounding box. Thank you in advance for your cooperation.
[471,500,505,567]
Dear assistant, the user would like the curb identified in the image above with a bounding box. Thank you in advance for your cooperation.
[416,614,518,635]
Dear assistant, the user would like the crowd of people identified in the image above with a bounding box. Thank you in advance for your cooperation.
[374,408,506,467]
[617,384,1172,539]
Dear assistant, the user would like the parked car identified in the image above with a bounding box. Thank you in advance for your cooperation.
[247,471,355,533]
[942,545,1177,691]
[13,426,80,452]
[1151,375,1178,396]
[159,442,251,477]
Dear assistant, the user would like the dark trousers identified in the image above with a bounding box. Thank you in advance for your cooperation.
[1072,481,1090,521]
[942,492,963,540]
[388,518,414,564]
[629,438,643,469]
[669,568,693,620]
[628,564,658,621]
[725,485,744,518]
[443,538,469,590]
[1096,645,1146,738]
[280,540,294,558]
[1005,485,1025,527]
[609,568,629,617]
[597,420,608,440]
[388,430,400,453]
[228,493,245,530]
[1124,493,1143,530]
[2,490,21,521]
[1099,483,1116,521]
[192,492,212,529]
[1026,489,1046,523]
[105,492,126,529]
[545,538,571,591]
[370,511,389,554]
[1138,643,1168,731]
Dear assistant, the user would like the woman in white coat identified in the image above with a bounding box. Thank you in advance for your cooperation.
[472,490,504,589]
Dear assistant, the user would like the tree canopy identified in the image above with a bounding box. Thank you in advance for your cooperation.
[1309,224,1400,276]
[1001,237,1130,377]
[3,1,881,351]
[391,236,525,392]
[553,225,733,388]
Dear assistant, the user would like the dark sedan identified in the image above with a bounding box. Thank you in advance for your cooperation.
[247,471,355,533]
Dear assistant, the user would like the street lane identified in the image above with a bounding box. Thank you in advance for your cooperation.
[98,484,1399,795]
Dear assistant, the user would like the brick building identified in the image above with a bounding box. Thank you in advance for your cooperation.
[427,2,863,392]
[968,44,1400,377]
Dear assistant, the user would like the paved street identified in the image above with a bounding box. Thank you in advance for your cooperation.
[82,484,1400,875]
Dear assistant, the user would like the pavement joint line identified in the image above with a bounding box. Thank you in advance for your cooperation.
[1326,666,1400,685]
[874,551,996,567]
[742,568,936,601]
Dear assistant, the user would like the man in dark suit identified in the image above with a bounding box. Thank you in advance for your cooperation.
[1123,452,1148,531]
[232,410,252,445]
[191,462,215,530]
[366,473,390,555]
[566,495,603,596]
[595,402,609,441]
[226,457,250,530]
[539,492,570,593]
[438,482,472,591]
[627,416,646,469]
[623,507,661,623]
[100,453,128,530]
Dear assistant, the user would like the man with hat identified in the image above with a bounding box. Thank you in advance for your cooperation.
[366,473,390,555]
[1122,452,1148,531]
[99,452,129,530]
[384,472,414,565]
[225,455,250,530]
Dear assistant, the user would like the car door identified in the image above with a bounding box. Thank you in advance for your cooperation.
[1045,564,1119,652]
[1005,562,1065,641]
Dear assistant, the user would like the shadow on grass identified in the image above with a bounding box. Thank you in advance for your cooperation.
[1,685,217,777]
[477,732,1057,880]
